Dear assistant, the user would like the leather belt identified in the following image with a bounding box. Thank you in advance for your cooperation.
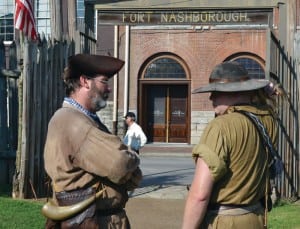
[208,202,263,216]
[96,208,124,216]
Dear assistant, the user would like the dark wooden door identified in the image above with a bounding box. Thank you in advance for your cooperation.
[168,85,188,142]
[144,85,188,143]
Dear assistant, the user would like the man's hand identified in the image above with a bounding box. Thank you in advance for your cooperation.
[126,167,143,191]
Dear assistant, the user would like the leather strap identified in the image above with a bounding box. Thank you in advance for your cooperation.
[236,110,283,178]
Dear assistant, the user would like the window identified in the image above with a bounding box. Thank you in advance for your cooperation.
[77,0,85,32]
[144,57,186,79]
[77,0,85,19]
[232,57,265,79]
[35,0,51,37]
[0,0,93,41]
[0,1,14,41]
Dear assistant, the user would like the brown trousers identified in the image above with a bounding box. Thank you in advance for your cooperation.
[201,208,265,229]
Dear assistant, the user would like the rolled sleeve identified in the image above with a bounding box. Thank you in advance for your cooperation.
[192,121,229,182]
[192,144,227,181]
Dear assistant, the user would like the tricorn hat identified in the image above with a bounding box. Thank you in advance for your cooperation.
[192,61,269,93]
[68,54,124,79]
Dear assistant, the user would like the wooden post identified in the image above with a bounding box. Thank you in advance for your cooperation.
[12,35,24,199]
[50,0,77,41]
[67,0,77,40]
[50,0,63,41]
[12,37,30,199]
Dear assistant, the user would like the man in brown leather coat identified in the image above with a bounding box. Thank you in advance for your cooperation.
[44,54,142,228]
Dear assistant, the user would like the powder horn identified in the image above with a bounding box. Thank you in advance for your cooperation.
[41,188,106,221]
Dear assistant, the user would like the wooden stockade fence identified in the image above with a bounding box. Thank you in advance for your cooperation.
[0,41,19,191]
[13,37,74,198]
[0,30,96,198]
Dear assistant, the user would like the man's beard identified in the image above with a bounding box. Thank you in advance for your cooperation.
[91,93,108,111]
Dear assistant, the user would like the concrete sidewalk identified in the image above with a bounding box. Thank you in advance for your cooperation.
[126,196,186,229]
[140,143,193,157]
[126,185,188,229]
[125,144,192,229]
[130,185,188,199]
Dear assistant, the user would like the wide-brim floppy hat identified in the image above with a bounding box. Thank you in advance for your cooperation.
[192,61,270,93]
[68,54,125,78]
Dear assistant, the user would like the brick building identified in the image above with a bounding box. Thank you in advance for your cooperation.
[94,1,298,145]
[0,1,297,145]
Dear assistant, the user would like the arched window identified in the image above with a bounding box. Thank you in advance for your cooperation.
[232,57,265,79]
[144,57,186,79]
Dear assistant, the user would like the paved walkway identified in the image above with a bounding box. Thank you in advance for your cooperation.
[126,185,188,229]
[126,196,186,229]
[125,144,193,229]
[130,185,188,199]
[140,143,193,157]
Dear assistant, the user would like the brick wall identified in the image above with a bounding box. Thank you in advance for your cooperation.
[100,27,268,144]
[126,27,267,143]
[191,111,215,144]
[97,101,114,132]
[130,28,266,110]
[97,102,137,139]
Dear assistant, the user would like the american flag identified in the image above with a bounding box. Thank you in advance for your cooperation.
[14,0,38,40]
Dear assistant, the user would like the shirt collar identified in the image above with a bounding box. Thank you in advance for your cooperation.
[64,97,100,122]
[227,104,273,116]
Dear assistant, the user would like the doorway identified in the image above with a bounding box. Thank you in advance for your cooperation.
[142,84,189,143]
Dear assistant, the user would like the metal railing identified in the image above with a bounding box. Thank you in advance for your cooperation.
[267,30,299,199]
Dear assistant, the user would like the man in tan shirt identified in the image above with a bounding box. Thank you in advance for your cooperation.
[44,54,142,228]
[182,62,279,229]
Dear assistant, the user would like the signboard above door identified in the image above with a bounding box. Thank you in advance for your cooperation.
[97,9,272,26]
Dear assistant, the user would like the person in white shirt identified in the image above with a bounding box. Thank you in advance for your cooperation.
[123,112,147,154]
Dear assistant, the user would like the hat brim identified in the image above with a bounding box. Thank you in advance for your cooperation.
[69,54,125,78]
[192,79,270,93]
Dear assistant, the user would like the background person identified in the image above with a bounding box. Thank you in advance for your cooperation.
[182,61,280,229]
[44,54,142,229]
[123,112,147,154]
